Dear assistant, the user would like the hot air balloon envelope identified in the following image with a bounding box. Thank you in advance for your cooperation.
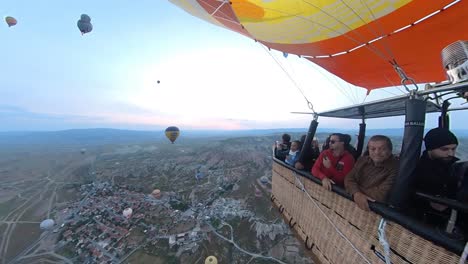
[5,16,17,27]
[255,189,262,197]
[80,14,91,23]
[77,14,93,34]
[169,1,468,91]
[165,126,180,144]
[77,20,92,34]
[195,172,205,180]
[40,219,55,230]
[123,208,133,218]
[205,256,218,264]
[152,189,161,199]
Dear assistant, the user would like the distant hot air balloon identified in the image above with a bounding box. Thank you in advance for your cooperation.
[255,188,262,197]
[195,172,205,181]
[151,189,161,199]
[40,219,55,230]
[165,126,180,144]
[123,208,133,218]
[77,14,93,35]
[157,80,160,84]
[5,16,17,27]
[205,256,218,264]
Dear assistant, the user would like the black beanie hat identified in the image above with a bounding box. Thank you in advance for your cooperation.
[424,128,458,151]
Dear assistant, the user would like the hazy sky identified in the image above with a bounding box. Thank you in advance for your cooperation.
[1,1,466,131]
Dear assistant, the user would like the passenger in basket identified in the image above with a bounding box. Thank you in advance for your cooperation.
[285,140,302,166]
[343,133,359,160]
[311,137,321,160]
[274,133,292,162]
[295,136,320,171]
[344,135,398,211]
[322,135,331,151]
[312,133,355,191]
[411,128,459,227]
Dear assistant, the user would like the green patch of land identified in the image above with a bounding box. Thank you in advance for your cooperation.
[5,223,42,262]
[0,197,23,219]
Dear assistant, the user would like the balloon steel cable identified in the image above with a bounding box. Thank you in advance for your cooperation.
[308,62,356,105]
[282,47,358,105]
[260,5,389,62]
[260,45,316,113]
[358,0,397,62]
[383,76,408,95]
[301,0,391,61]
[198,0,241,26]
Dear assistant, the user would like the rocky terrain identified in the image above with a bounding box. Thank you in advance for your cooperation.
[0,131,317,264]
[1,129,467,263]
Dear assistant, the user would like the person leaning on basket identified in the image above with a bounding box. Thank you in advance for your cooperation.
[312,133,355,191]
[344,135,399,211]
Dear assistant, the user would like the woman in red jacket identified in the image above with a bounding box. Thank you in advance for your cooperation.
[312,133,355,191]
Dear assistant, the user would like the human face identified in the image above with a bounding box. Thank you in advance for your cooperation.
[428,144,457,161]
[368,140,392,164]
[291,142,299,152]
[329,135,343,151]
[312,140,318,148]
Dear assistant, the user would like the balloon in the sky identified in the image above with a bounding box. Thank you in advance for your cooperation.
[123,208,133,218]
[255,188,262,197]
[80,14,91,23]
[5,16,17,27]
[40,219,55,230]
[77,14,93,35]
[157,80,160,84]
[151,189,161,199]
[205,256,218,264]
[165,126,180,144]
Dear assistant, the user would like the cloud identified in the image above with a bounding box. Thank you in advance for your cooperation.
[0,103,311,131]
[0,105,108,131]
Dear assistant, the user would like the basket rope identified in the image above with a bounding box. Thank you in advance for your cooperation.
[293,172,372,264]
[378,218,392,264]
[460,241,468,264]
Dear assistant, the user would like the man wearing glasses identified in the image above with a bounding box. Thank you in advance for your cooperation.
[311,133,355,191]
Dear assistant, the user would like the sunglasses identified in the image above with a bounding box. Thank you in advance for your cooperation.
[329,140,340,144]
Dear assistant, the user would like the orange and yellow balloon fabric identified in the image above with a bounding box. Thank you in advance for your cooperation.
[169,0,468,91]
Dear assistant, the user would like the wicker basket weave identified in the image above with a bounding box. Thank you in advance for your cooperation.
[272,162,462,264]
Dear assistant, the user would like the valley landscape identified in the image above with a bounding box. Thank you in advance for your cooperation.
[0,129,467,264]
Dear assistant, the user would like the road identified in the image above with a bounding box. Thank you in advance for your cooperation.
[207,222,287,264]
[0,179,51,264]
[0,156,94,263]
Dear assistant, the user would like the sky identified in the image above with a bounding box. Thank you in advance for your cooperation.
[1,0,467,131]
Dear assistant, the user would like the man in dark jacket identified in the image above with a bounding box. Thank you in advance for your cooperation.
[274,133,291,161]
[411,128,459,227]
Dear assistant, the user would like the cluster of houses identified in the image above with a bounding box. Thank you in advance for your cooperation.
[52,178,267,262]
